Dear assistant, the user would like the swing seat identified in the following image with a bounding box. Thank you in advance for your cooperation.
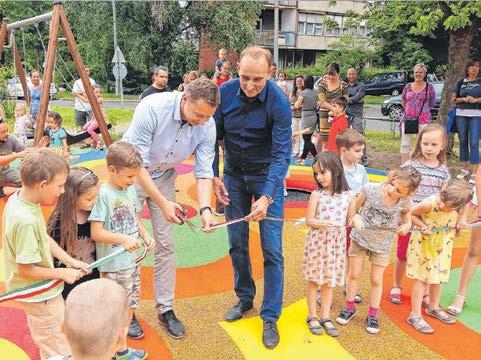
[66,124,112,146]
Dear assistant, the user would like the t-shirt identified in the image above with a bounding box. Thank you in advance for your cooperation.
[326,114,349,153]
[215,58,223,72]
[0,135,25,158]
[139,85,172,100]
[402,158,450,204]
[344,163,368,194]
[14,115,30,137]
[455,78,481,116]
[48,127,67,148]
[72,77,96,112]
[216,75,232,87]
[2,192,64,302]
[29,85,42,116]
[88,184,142,273]
[350,183,411,254]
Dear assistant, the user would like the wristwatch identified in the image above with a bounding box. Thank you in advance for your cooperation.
[262,195,274,205]
[199,206,212,215]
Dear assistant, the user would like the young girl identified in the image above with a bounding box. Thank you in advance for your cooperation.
[390,124,450,305]
[46,111,69,158]
[407,179,473,333]
[47,167,101,299]
[13,102,31,145]
[336,167,421,334]
[303,151,355,337]
[82,84,105,151]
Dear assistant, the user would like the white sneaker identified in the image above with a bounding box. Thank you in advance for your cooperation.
[457,169,469,180]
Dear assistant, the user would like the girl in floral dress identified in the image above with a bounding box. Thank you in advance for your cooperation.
[303,151,356,337]
[407,179,473,334]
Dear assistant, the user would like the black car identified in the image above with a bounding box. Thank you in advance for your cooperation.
[381,81,443,121]
[365,72,407,96]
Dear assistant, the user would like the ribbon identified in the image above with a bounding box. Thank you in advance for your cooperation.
[0,243,148,304]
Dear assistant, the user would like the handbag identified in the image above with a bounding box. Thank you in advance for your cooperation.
[403,84,429,134]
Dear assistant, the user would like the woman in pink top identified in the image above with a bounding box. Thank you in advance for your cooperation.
[400,64,436,164]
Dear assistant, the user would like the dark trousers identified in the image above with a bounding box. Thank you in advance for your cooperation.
[301,133,317,159]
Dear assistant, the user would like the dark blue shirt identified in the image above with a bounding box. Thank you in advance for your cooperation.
[214,79,292,199]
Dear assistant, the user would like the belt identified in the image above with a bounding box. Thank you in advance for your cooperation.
[226,163,269,176]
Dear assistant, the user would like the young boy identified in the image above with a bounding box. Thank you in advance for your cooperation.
[2,148,88,359]
[52,278,129,360]
[215,48,227,74]
[337,129,369,304]
[325,97,349,153]
[89,141,154,360]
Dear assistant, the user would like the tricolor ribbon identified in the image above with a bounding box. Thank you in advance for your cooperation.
[0,242,149,304]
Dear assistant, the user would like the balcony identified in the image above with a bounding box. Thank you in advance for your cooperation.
[262,0,297,8]
[255,30,296,47]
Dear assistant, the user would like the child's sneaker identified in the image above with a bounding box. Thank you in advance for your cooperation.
[456,169,469,180]
[113,348,148,360]
[336,307,356,325]
[365,315,380,334]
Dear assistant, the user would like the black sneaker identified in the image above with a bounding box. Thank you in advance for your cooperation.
[127,314,144,339]
[365,315,380,334]
[158,310,185,339]
[262,320,280,349]
[336,307,356,325]
[224,301,253,322]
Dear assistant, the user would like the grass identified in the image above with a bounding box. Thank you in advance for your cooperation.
[56,92,139,101]
[364,95,389,104]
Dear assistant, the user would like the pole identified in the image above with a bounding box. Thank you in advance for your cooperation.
[0,18,8,60]
[12,38,31,106]
[273,0,279,74]
[111,0,119,96]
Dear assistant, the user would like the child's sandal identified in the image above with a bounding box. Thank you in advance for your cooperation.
[306,317,324,335]
[446,294,466,316]
[425,308,456,324]
[320,318,339,337]
[388,286,402,304]
[407,316,434,334]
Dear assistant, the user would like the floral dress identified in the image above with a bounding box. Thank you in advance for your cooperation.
[406,196,458,284]
[302,189,351,287]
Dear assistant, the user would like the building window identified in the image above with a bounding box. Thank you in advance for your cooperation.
[298,12,323,36]
[325,14,343,36]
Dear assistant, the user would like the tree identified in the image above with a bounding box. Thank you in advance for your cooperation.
[389,39,433,71]
[363,1,481,124]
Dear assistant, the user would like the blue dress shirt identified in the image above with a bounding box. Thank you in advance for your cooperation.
[214,79,292,198]
[122,92,216,179]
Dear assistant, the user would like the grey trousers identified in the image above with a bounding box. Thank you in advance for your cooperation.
[351,115,368,164]
[0,167,22,188]
[135,169,176,315]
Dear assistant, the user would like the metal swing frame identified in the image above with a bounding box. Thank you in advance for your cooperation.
[0,1,112,146]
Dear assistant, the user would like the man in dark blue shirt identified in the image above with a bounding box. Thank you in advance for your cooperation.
[213,46,291,349]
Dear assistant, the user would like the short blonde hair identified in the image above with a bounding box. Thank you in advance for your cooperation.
[20,148,69,187]
[106,141,143,170]
[413,63,427,73]
[336,129,365,150]
[239,46,272,68]
[440,179,473,213]
[387,166,421,194]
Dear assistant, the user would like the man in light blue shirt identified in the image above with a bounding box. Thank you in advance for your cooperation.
[122,78,219,340]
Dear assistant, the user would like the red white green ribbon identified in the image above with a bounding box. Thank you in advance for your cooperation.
[0,244,148,304]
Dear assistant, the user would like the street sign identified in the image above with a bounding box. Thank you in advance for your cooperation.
[112,63,127,80]
[111,46,126,63]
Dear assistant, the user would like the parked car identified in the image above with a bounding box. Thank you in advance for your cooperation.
[365,72,440,96]
[381,81,443,121]
[7,77,57,100]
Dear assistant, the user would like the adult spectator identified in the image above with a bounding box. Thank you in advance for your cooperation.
[452,57,481,180]
[270,62,278,81]
[122,78,219,340]
[72,64,96,129]
[29,69,42,124]
[294,75,318,165]
[290,74,304,157]
[399,63,436,164]
[317,63,349,150]
[345,68,368,165]
[0,121,29,197]
[139,65,172,100]
[213,61,233,87]
[177,73,189,91]
[213,46,291,349]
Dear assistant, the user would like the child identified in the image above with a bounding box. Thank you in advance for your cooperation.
[325,97,349,153]
[82,84,105,151]
[390,124,450,305]
[336,129,369,303]
[89,141,154,359]
[47,167,101,299]
[276,72,289,95]
[2,149,88,359]
[46,111,69,159]
[215,48,227,74]
[407,179,473,333]
[303,151,355,337]
[13,102,31,145]
[49,279,128,360]
[336,167,421,334]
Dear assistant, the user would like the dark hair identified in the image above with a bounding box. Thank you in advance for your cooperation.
[336,128,365,150]
[465,57,480,77]
[48,111,62,126]
[312,151,350,194]
[332,96,347,110]
[303,75,314,89]
[185,78,220,106]
[327,62,340,75]
[292,74,304,97]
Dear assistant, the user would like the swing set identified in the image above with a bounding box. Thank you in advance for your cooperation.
[0,0,112,146]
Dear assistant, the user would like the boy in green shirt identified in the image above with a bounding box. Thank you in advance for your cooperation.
[2,148,88,359]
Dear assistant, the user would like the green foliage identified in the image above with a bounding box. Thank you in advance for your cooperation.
[0,66,16,119]
[389,39,432,71]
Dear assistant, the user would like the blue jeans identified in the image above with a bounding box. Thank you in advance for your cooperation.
[456,116,481,164]
[223,169,285,321]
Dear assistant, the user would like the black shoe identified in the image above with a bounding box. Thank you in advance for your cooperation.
[127,314,144,339]
[262,320,279,349]
[0,188,5,198]
[158,310,185,339]
[336,307,357,325]
[224,301,253,322]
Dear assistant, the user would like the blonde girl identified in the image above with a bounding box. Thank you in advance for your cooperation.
[13,102,31,145]
[407,179,473,333]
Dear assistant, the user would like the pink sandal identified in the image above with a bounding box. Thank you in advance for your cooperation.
[389,286,402,304]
